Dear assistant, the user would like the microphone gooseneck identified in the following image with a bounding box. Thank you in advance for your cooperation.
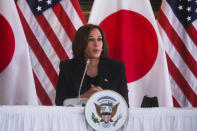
[78,59,90,98]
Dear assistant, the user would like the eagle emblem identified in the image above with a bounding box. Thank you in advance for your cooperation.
[91,96,122,128]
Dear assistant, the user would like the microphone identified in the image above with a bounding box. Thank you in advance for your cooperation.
[78,59,90,98]
[63,59,89,107]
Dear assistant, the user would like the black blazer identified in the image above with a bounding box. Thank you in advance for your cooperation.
[55,58,128,105]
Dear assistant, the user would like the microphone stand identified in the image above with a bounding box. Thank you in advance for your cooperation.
[63,59,90,107]
[78,59,90,98]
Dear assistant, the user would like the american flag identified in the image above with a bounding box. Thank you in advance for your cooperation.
[16,0,86,105]
[158,0,197,107]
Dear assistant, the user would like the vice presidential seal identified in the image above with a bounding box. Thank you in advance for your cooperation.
[85,90,128,131]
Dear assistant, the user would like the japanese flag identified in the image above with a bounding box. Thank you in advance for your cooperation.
[0,0,38,105]
[89,0,173,107]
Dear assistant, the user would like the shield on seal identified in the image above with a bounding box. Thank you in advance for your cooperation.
[102,113,111,123]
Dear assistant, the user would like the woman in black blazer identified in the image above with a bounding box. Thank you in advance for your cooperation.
[55,24,128,105]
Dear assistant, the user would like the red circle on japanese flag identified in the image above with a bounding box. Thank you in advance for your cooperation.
[0,14,15,73]
[100,10,158,82]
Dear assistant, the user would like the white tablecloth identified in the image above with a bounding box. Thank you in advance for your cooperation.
[0,106,197,131]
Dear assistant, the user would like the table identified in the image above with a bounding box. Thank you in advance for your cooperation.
[0,106,197,131]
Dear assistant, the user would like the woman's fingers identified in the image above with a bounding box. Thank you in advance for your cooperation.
[90,84,103,91]
[80,84,103,98]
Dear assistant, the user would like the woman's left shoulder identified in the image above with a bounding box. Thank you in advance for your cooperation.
[104,58,124,65]
[101,58,125,70]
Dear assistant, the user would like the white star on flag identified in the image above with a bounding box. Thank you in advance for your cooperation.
[178,5,183,10]
[36,6,42,11]
[186,16,191,21]
[46,0,52,5]
[186,7,191,12]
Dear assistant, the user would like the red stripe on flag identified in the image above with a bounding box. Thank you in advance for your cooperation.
[17,6,58,88]
[158,10,197,78]
[166,54,197,107]
[52,3,76,41]
[33,72,52,105]
[36,14,69,60]
[70,0,86,24]
[186,24,197,46]
[172,96,181,107]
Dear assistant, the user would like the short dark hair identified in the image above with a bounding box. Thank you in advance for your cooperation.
[72,24,108,62]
